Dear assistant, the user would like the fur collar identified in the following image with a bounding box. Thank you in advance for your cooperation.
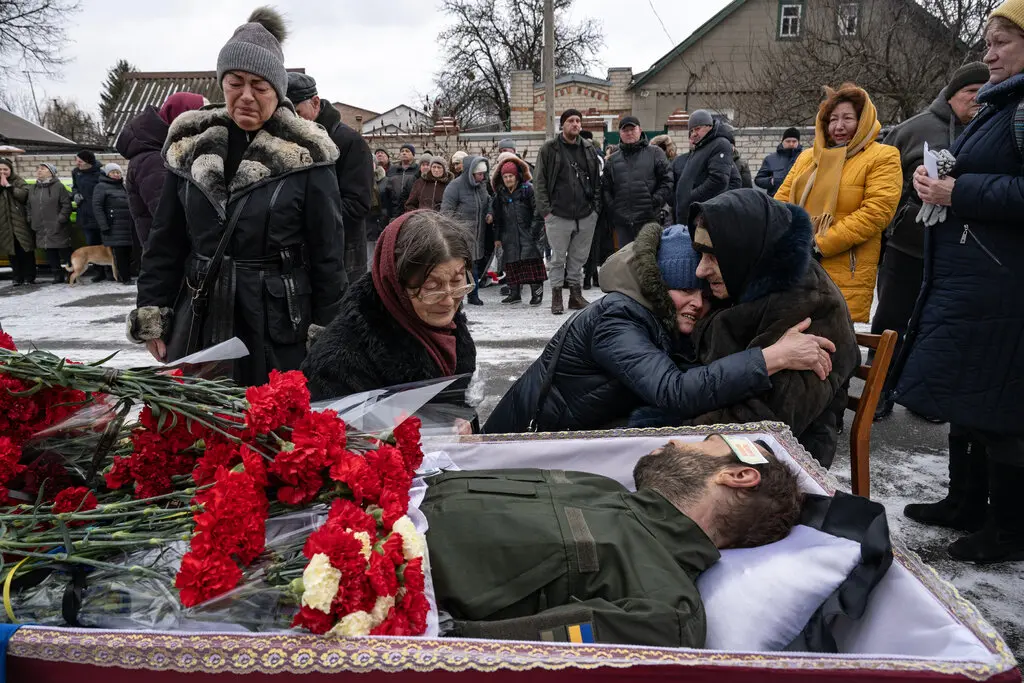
[164,105,339,213]
[631,224,679,334]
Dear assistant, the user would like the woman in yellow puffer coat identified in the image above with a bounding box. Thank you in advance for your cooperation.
[776,84,902,322]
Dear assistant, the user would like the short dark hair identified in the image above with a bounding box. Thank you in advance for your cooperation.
[394,212,474,290]
[76,149,96,165]
[634,440,803,549]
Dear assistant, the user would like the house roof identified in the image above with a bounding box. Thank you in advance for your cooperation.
[104,69,306,140]
[367,104,431,120]
[632,0,748,89]
[535,73,611,89]
[0,107,79,151]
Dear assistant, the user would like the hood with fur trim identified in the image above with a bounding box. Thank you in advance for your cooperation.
[690,188,812,304]
[490,152,532,191]
[598,222,678,335]
[163,105,339,215]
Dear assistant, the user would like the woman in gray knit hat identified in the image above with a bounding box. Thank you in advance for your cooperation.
[128,6,346,387]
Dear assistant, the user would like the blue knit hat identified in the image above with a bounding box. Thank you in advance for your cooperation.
[658,226,701,290]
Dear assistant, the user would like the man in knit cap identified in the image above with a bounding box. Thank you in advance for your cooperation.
[386,143,418,219]
[872,62,990,420]
[288,72,374,282]
[754,128,803,197]
[71,149,107,280]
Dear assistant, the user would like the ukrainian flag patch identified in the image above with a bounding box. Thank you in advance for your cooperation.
[540,621,595,643]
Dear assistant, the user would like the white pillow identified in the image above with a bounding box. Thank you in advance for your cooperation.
[697,524,862,651]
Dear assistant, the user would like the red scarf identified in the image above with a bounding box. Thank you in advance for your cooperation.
[372,211,459,377]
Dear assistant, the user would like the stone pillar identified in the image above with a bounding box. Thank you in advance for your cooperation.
[666,108,691,155]
[606,67,633,116]
[433,117,459,136]
[581,109,606,149]
[511,70,536,131]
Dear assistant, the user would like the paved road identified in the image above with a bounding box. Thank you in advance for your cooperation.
[1,276,1020,663]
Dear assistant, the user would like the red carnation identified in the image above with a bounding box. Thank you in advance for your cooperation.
[53,486,98,514]
[0,437,25,485]
[240,444,269,489]
[191,467,267,565]
[104,456,132,490]
[303,521,364,567]
[192,437,240,486]
[400,587,430,635]
[393,417,424,472]
[328,450,381,504]
[175,550,243,607]
[366,551,400,597]
[292,604,336,635]
[0,331,16,351]
[402,557,426,594]
[371,607,415,636]
[270,445,329,506]
[244,370,311,436]
[328,498,378,537]
[292,410,346,452]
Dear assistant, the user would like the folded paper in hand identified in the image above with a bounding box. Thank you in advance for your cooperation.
[923,142,939,179]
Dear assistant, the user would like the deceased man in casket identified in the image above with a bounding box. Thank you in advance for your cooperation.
[422,435,802,648]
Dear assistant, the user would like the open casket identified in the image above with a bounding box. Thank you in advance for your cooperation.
[8,423,1020,682]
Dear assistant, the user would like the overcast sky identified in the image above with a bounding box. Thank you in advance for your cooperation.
[9,0,732,119]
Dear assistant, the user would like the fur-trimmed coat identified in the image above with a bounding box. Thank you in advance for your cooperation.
[129,105,346,387]
[687,190,859,466]
[490,154,543,264]
[483,224,770,434]
[301,273,477,404]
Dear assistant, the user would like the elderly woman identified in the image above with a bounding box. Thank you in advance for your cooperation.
[0,158,34,286]
[775,84,902,323]
[491,153,546,305]
[893,1,1024,564]
[484,224,835,433]
[93,164,134,284]
[302,211,477,418]
[29,164,73,284]
[127,8,345,386]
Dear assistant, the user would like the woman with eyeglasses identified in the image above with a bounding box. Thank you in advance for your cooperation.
[302,210,479,413]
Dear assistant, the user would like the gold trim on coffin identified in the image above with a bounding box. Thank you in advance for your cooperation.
[8,422,1018,680]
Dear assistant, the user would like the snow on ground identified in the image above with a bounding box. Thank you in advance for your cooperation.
[0,274,1021,661]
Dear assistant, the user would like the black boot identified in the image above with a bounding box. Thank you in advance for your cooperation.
[467,292,484,306]
[948,460,1024,564]
[582,274,592,290]
[529,283,543,306]
[904,428,987,532]
[873,390,895,422]
[501,285,522,304]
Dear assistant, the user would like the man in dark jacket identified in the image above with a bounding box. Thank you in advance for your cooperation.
[871,62,989,420]
[71,149,106,281]
[385,143,419,220]
[534,108,603,314]
[755,128,803,196]
[673,111,735,221]
[427,436,802,648]
[288,72,374,284]
[684,189,860,467]
[601,116,673,247]
[484,223,833,434]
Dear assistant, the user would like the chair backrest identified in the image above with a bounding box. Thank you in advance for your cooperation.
[846,330,898,498]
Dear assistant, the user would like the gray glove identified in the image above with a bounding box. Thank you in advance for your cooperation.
[916,149,957,228]
[306,323,325,352]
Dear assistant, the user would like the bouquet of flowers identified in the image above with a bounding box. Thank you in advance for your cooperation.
[0,332,430,637]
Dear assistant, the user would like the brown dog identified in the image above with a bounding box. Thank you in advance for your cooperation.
[65,245,119,285]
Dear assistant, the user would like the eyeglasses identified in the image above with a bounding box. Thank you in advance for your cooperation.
[413,272,476,305]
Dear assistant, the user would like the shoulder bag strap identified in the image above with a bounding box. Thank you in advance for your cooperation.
[184,194,251,353]
[529,310,583,432]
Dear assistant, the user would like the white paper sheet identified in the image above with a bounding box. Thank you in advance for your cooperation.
[169,337,250,366]
[923,141,939,179]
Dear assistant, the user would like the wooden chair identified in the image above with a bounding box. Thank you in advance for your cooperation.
[847,330,898,499]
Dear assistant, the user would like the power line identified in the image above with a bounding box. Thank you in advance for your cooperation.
[647,0,675,46]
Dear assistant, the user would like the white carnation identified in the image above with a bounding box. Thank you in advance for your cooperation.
[392,516,426,560]
[371,595,395,625]
[300,553,342,614]
[328,610,375,637]
[353,531,372,560]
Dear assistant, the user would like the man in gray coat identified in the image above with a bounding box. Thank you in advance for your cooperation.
[872,62,989,420]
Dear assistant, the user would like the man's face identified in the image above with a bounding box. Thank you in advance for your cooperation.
[400,149,414,164]
[620,124,641,144]
[948,84,982,124]
[562,115,582,138]
[294,95,320,122]
[375,151,390,166]
[782,137,800,150]
[689,125,712,146]
[75,157,90,170]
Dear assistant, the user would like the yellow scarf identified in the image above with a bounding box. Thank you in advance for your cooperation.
[791,88,881,237]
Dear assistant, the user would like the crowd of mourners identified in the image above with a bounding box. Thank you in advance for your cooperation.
[0,1,1018,572]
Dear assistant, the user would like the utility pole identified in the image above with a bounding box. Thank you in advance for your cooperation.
[22,70,43,123]
[543,0,555,139]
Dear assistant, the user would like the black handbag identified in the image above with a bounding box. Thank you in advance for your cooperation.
[165,196,250,362]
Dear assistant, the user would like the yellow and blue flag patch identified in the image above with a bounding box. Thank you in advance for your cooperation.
[539,621,595,643]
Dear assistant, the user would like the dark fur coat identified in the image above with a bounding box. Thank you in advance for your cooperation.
[301,273,477,402]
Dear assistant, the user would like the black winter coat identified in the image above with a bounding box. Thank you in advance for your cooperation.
[317,101,374,283]
[684,190,859,467]
[385,164,419,218]
[673,121,735,219]
[894,75,1024,434]
[755,144,803,196]
[301,273,477,403]
[92,175,134,247]
[601,138,673,239]
[483,224,771,434]
[491,155,542,263]
[115,106,168,246]
[134,106,346,387]
[71,163,102,230]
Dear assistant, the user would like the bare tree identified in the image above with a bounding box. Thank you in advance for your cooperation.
[40,98,104,145]
[726,0,998,126]
[432,0,604,129]
[99,59,137,131]
[0,0,81,73]
[0,88,41,123]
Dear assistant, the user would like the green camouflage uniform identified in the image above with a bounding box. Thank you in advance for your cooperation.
[423,468,720,648]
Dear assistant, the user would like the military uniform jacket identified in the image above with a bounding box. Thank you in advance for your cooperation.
[423,469,720,648]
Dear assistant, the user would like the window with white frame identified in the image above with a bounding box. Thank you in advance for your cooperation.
[778,3,803,39]
[838,3,860,36]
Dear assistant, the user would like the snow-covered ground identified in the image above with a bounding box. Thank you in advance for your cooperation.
[0,274,1020,660]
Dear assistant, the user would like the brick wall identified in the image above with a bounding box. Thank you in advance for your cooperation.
[12,153,128,181]
[510,71,534,132]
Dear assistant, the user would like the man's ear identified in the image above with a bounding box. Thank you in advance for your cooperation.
[715,465,762,489]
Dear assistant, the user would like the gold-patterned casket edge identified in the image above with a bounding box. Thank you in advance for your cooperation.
[8,423,1017,679]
